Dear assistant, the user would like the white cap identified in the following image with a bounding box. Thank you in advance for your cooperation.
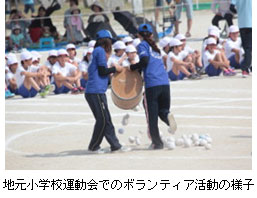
[12,24,21,31]
[88,47,94,54]
[57,49,69,56]
[20,51,32,61]
[32,55,38,62]
[175,34,186,41]
[82,47,94,57]
[66,43,76,50]
[209,29,220,38]
[113,41,126,50]
[48,50,58,57]
[133,38,141,47]
[7,56,18,65]
[169,38,183,47]
[229,25,239,33]
[31,51,42,59]
[6,53,16,60]
[126,45,137,53]
[208,25,220,34]
[159,37,171,48]
[206,37,217,45]
[123,36,133,44]
[83,49,88,57]
[88,40,96,48]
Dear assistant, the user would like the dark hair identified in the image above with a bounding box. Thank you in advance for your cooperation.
[169,46,174,52]
[70,0,79,6]
[10,9,18,15]
[38,6,46,13]
[83,55,89,63]
[94,38,112,54]
[139,32,160,54]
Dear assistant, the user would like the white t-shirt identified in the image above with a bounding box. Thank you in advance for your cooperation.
[45,60,54,70]
[79,61,89,73]
[69,57,81,65]
[184,45,195,55]
[202,38,223,54]
[107,54,125,67]
[203,49,220,68]
[6,66,26,88]
[224,37,243,58]
[52,62,77,77]
[29,65,39,73]
[5,65,9,73]
[166,51,184,72]
[122,55,139,67]
[161,49,167,57]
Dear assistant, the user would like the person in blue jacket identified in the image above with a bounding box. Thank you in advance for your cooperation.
[130,24,177,149]
[85,30,125,153]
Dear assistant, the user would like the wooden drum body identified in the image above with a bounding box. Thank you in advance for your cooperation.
[111,68,143,110]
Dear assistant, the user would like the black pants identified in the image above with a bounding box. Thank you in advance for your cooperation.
[240,28,252,72]
[212,13,233,28]
[144,85,170,148]
[85,93,121,151]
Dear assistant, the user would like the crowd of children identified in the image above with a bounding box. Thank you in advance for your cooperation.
[5,24,247,99]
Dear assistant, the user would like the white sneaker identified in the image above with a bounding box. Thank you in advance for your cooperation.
[112,146,132,153]
[87,148,108,154]
[167,113,177,134]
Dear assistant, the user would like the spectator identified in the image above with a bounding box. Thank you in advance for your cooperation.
[174,0,193,37]
[29,5,60,42]
[230,0,252,77]
[6,9,32,45]
[63,0,79,38]
[211,0,234,29]
[8,25,25,51]
[88,1,109,23]
[22,0,35,15]
[155,0,173,25]
[66,6,85,44]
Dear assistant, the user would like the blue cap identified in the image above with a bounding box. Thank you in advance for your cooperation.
[96,30,113,40]
[138,24,153,33]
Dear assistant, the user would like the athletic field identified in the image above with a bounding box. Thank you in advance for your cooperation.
[5,74,252,170]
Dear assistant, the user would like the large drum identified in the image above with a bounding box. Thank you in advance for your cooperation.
[111,68,143,110]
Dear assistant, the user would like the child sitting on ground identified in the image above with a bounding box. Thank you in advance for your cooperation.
[6,51,49,98]
[224,25,244,69]
[203,37,236,77]
[159,37,171,70]
[108,40,127,68]
[175,34,204,74]
[79,47,93,88]
[167,38,200,81]
[123,45,140,66]
[52,49,83,94]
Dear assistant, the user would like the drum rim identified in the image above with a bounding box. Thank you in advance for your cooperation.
[111,86,143,101]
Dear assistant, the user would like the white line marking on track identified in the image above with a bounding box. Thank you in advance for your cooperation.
[5,112,252,120]
[5,119,87,154]
[5,120,251,130]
